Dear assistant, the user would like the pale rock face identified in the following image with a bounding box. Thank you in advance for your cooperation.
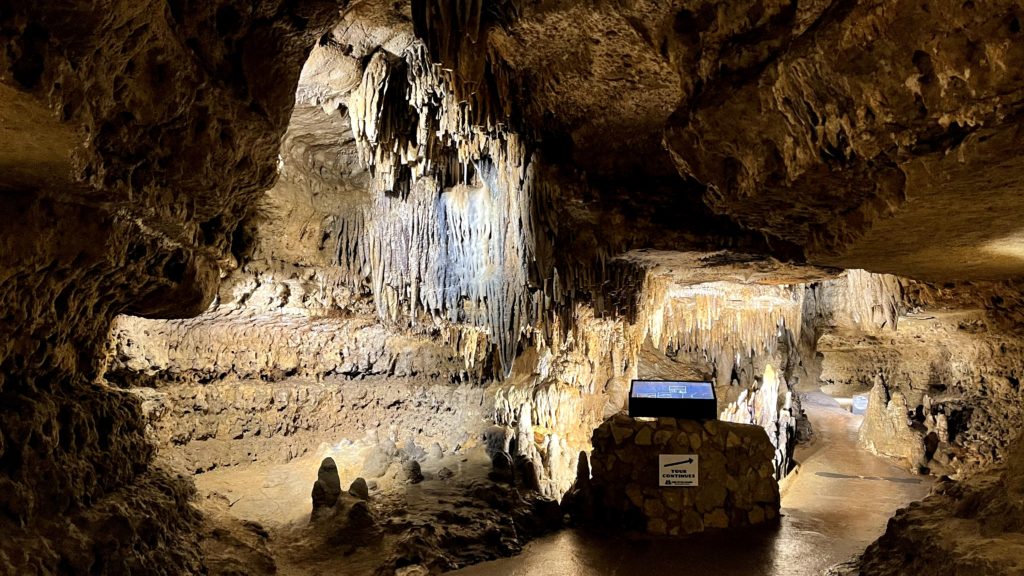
[860,380,928,469]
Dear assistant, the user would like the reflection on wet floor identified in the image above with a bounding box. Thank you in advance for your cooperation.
[814,471,923,483]
[447,392,933,576]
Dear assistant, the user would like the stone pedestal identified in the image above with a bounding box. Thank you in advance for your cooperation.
[587,413,780,535]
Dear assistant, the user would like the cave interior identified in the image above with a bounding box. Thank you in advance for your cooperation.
[4,0,1024,574]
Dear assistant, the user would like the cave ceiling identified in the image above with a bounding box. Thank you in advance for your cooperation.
[276,0,1024,285]
[4,0,1024,298]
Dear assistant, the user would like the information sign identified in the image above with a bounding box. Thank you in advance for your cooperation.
[659,454,699,487]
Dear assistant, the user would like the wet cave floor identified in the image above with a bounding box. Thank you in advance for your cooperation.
[447,392,933,576]
[191,392,931,575]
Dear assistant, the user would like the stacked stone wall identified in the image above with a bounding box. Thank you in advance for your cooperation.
[587,414,780,535]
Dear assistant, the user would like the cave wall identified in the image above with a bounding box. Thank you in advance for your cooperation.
[95,4,819,505]
[663,0,1024,279]
[810,274,1024,476]
[0,0,338,571]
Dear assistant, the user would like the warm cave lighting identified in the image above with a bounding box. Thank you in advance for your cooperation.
[8,1,1020,574]
[984,229,1024,262]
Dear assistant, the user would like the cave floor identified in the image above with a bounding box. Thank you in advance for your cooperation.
[445,392,934,576]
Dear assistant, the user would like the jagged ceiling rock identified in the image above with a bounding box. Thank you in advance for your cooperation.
[1,0,343,316]
[391,0,1024,280]
[663,0,1024,280]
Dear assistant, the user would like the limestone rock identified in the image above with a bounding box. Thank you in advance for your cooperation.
[317,457,342,504]
[362,447,393,479]
[349,477,370,501]
[704,509,730,530]
[860,381,926,469]
[635,427,653,446]
[7,1,1024,574]
[402,460,424,484]
[311,481,332,519]
[427,443,444,460]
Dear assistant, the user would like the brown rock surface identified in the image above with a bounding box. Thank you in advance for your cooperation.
[584,414,780,535]
[0,0,337,571]
[5,1,1024,574]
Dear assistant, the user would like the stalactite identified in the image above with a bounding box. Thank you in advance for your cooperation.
[719,363,797,477]
[632,271,804,371]
[337,41,540,376]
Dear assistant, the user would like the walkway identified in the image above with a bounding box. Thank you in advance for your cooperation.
[447,392,933,576]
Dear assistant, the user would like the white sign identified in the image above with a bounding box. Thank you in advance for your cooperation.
[659,454,698,487]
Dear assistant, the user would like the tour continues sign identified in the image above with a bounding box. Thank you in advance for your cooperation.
[659,454,699,487]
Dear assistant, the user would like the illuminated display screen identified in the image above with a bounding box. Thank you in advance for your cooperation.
[630,380,715,400]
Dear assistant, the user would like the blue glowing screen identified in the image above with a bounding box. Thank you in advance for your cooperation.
[630,380,715,400]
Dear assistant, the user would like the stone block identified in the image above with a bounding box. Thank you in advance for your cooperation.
[663,490,682,512]
[725,476,739,494]
[682,509,704,533]
[658,418,677,429]
[653,430,674,446]
[696,483,727,513]
[644,498,665,517]
[732,487,752,509]
[627,485,644,508]
[611,425,634,445]
[754,478,778,503]
[680,420,702,435]
[635,427,653,446]
[672,431,691,450]
[689,433,702,450]
[727,431,741,448]
[704,508,730,529]
[748,506,766,525]
[612,412,633,427]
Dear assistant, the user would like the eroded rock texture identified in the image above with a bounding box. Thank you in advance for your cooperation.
[6,0,1024,574]
[0,0,338,572]
[662,1,1024,279]
[831,433,1024,576]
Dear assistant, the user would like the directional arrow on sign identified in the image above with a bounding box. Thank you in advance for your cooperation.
[664,458,694,467]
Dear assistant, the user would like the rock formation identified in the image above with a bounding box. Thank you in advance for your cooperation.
[0,0,338,572]
[3,0,1024,574]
